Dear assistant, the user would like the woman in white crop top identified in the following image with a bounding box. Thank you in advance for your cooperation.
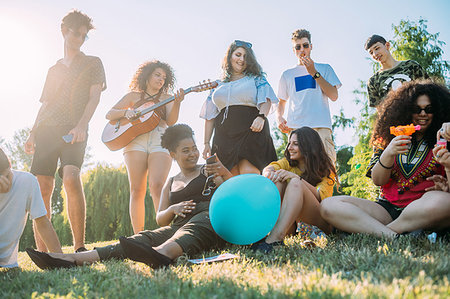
[200,40,278,175]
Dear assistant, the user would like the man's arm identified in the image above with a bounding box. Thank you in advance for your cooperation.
[300,57,338,101]
[276,99,289,132]
[34,216,62,253]
[315,76,338,101]
[25,102,50,154]
[68,84,103,144]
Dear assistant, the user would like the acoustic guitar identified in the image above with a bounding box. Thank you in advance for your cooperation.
[102,80,218,151]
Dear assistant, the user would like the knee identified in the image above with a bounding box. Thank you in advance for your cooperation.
[287,177,305,190]
[148,179,165,193]
[320,196,346,220]
[62,168,81,188]
[320,197,334,220]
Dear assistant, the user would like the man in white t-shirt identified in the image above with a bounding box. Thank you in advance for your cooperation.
[0,148,62,268]
[277,29,342,164]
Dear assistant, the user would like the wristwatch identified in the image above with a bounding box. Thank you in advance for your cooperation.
[313,72,321,79]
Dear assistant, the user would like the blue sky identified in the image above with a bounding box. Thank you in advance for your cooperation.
[0,0,449,171]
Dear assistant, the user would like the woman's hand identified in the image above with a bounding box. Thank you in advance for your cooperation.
[264,169,298,183]
[202,143,211,160]
[384,135,411,157]
[437,122,450,141]
[174,88,185,105]
[124,109,139,120]
[433,145,450,170]
[171,200,196,218]
[426,175,449,192]
[250,116,265,132]
[205,158,225,178]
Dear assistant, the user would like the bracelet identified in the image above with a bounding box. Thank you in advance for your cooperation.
[378,159,394,169]
[257,113,266,119]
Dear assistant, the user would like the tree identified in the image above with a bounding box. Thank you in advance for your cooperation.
[391,19,450,82]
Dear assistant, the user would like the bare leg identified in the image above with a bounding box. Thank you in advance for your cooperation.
[388,191,450,233]
[320,196,396,237]
[124,151,149,234]
[33,175,55,252]
[48,250,100,266]
[147,152,172,214]
[154,241,183,260]
[62,165,86,251]
[266,178,331,243]
[230,159,260,176]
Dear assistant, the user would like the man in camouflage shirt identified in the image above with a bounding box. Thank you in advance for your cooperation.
[365,35,428,108]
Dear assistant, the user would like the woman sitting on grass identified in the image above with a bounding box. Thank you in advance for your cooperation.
[320,81,450,237]
[252,127,336,252]
[27,124,231,269]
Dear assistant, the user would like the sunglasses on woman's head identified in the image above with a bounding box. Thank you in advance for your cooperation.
[412,105,434,114]
[294,43,310,50]
[234,40,252,49]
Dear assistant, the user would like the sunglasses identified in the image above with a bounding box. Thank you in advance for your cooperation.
[202,175,217,196]
[412,105,434,114]
[234,40,252,49]
[294,43,310,50]
[68,28,89,41]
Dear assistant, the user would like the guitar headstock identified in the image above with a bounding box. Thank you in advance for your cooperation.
[192,80,218,92]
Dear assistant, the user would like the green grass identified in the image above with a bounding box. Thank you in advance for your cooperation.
[1,234,449,298]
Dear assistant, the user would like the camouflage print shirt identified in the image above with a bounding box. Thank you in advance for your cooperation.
[38,52,106,127]
[367,60,428,108]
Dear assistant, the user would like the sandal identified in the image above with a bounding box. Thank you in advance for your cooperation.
[26,248,76,270]
[250,239,284,253]
[119,237,172,269]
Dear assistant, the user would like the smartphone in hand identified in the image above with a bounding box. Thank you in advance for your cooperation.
[62,134,73,143]
[206,154,217,164]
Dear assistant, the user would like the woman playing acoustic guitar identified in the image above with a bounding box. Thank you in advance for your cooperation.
[106,60,185,234]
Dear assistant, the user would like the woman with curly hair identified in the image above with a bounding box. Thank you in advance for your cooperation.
[26,124,231,270]
[252,127,336,252]
[200,40,278,174]
[321,80,450,237]
[106,60,185,233]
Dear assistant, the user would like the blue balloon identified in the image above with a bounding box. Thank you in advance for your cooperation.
[209,174,281,245]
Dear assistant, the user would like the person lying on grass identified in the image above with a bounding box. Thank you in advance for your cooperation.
[0,148,62,268]
[27,124,232,269]
[252,127,337,253]
[321,80,450,237]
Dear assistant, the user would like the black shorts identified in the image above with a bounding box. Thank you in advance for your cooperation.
[30,125,87,178]
[375,199,404,221]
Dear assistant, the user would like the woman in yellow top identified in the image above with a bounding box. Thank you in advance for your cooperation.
[255,127,336,252]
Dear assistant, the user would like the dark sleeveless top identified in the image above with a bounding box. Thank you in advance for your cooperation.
[169,170,212,225]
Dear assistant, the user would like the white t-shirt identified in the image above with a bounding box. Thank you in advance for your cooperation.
[0,170,46,268]
[278,63,342,129]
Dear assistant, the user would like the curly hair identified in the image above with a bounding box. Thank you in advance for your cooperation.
[61,10,94,31]
[371,80,450,148]
[129,60,175,94]
[161,124,195,152]
[284,127,336,187]
[221,41,264,82]
[291,29,311,43]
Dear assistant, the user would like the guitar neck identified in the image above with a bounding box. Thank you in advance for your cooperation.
[139,87,193,115]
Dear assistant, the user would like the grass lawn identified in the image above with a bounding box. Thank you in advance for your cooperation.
[1,234,449,298]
